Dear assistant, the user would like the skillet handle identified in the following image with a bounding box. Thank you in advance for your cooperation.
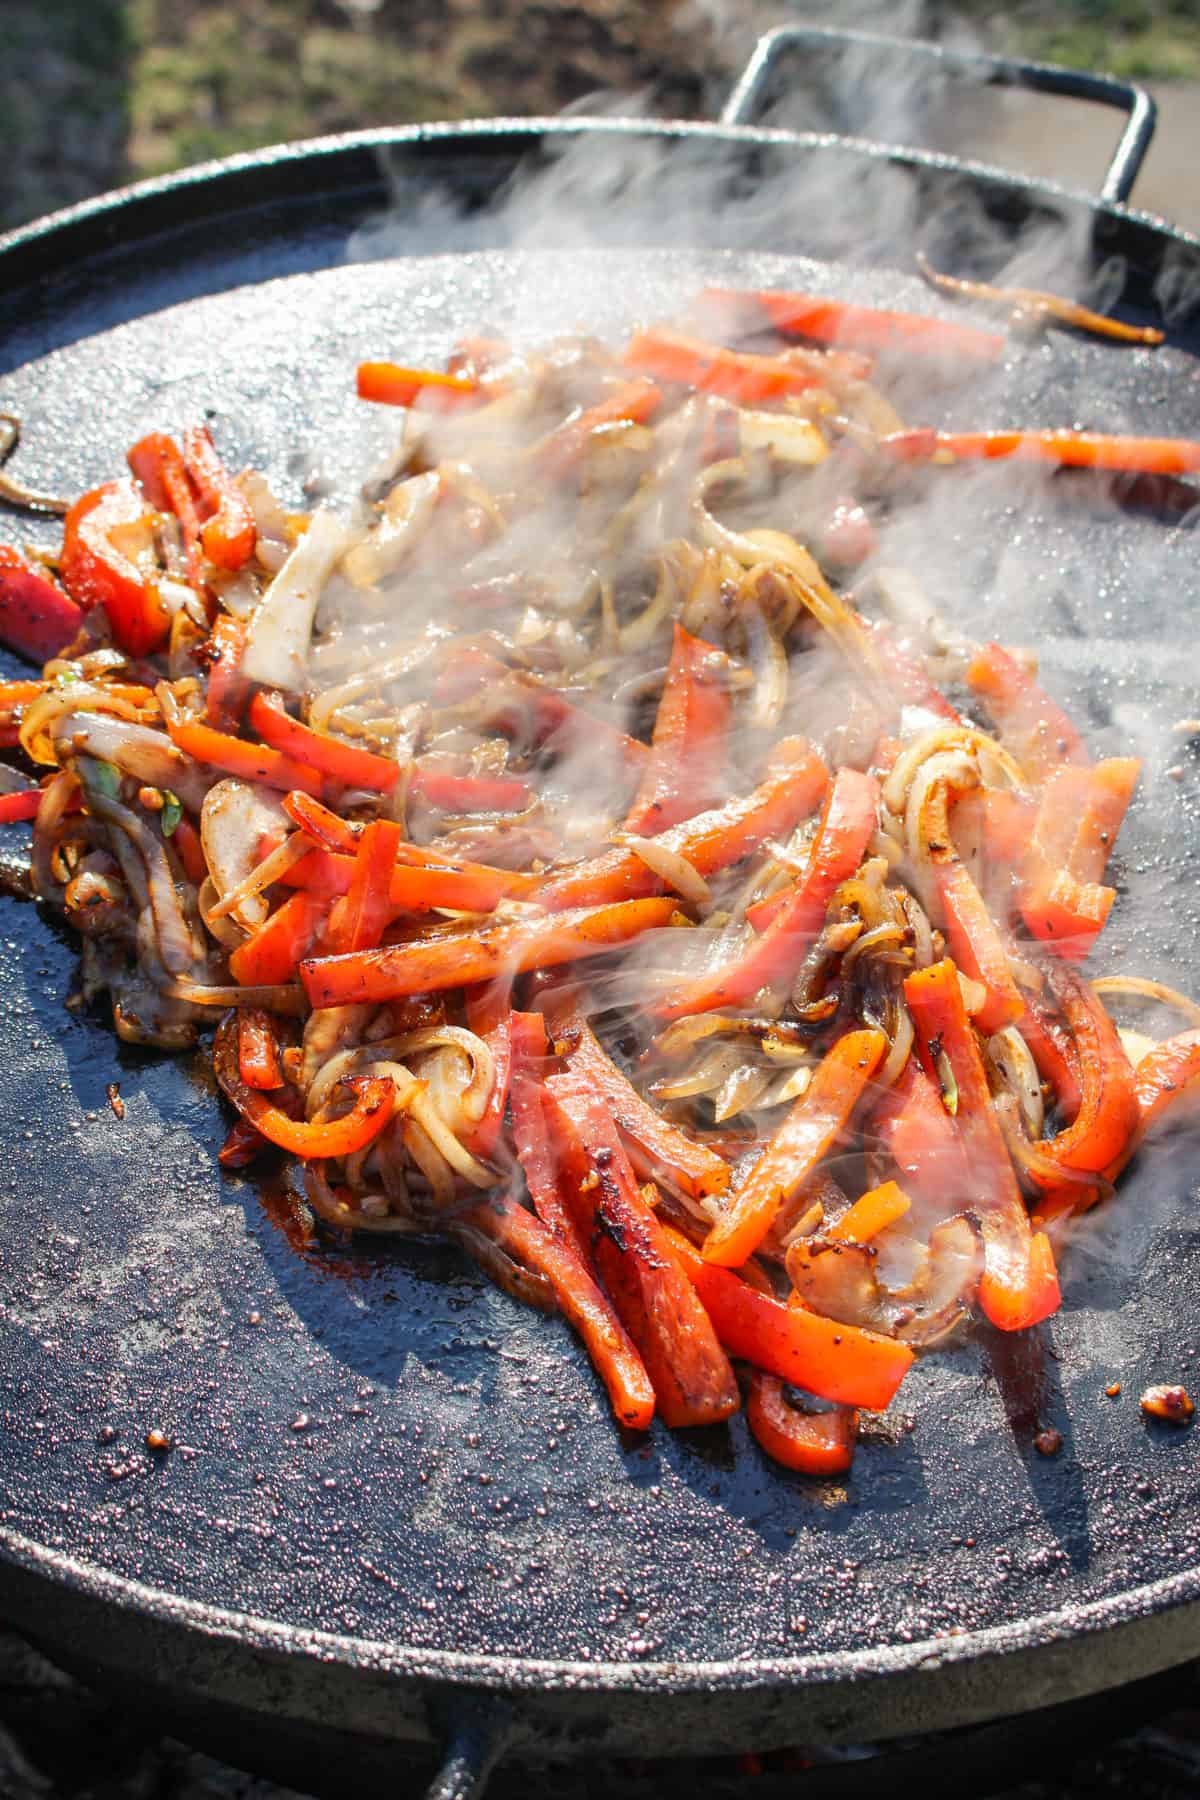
[721,24,1156,206]
[423,1697,514,1800]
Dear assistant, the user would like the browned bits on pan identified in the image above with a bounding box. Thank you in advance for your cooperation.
[1034,1428,1063,1456]
[1140,1384,1195,1423]
[1105,1382,1122,1398]
[106,1082,125,1121]
[145,1429,171,1452]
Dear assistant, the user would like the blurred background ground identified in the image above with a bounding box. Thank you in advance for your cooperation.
[4,1,1200,236]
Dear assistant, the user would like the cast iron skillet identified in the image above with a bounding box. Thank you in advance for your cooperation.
[2,27,1200,1799]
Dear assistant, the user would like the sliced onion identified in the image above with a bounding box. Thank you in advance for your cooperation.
[1092,976,1200,1029]
[340,472,439,590]
[713,1062,774,1122]
[611,833,711,907]
[369,1059,495,1189]
[987,1027,1045,1142]
[161,978,307,1014]
[764,1064,814,1108]
[737,411,828,464]
[206,829,308,921]
[653,1043,748,1101]
[241,507,347,691]
[49,711,210,813]
[200,778,288,931]
[883,725,1024,817]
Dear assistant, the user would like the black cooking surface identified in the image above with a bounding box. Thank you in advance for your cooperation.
[1,137,1200,1745]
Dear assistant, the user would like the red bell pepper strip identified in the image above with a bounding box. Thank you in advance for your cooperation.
[883,427,1200,476]
[229,891,326,987]
[464,1190,656,1431]
[1131,1030,1200,1136]
[663,768,878,1020]
[203,614,252,730]
[953,787,1035,876]
[934,856,1025,1034]
[282,846,514,915]
[59,479,172,656]
[746,1372,857,1476]
[409,763,533,814]
[545,1079,739,1428]
[182,425,256,571]
[281,789,534,899]
[544,1003,731,1201]
[218,1116,271,1169]
[1029,968,1140,1176]
[327,819,405,954]
[171,816,207,887]
[1021,869,1115,962]
[214,1013,393,1158]
[904,957,1059,1331]
[166,713,324,797]
[624,623,731,834]
[536,378,663,478]
[966,642,1087,786]
[704,1027,887,1268]
[462,979,515,1159]
[623,327,844,404]
[538,755,828,912]
[705,285,1005,361]
[662,1223,913,1410]
[1020,758,1140,961]
[509,1011,586,1254]
[0,789,43,824]
[870,1058,972,1208]
[1019,993,1083,1122]
[237,1008,285,1091]
[356,362,480,409]
[300,895,680,1009]
[249,690,399,794]
[434,646,648,772]
[0,545,84,663]
[127,432,206,589]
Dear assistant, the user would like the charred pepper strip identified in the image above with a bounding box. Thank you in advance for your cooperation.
[299,896,680,1009]
[282,789,534,898]
[59,479,173,656]
[214,1012,393,1158]
[229,891,326,987]
[624,327,846,404]
[250,690,400,793]
[1030,967,1140,1177]
[884,428,1200,477]
[237,1008,285,1091]
[327,819,405,953]
[703,1028,887,1268]
[705,284,1005,360]
[624,622,732,834]
[0,546,83,663]
[545,1078,739,1429]
[464,1189,656,1432]
[916,253,1165,347]
[127,432,206,589]
[203,615,253,730]
[663,1224,912,1411]
[904,958,1060,1331]
[167,714,324,797]
[746,1372,857,1477]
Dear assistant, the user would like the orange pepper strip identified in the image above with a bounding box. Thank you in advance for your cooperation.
[538,755,828,912]
[281,789,535,899]
[708,285,1005,361]
[327,819,405,954]
[182,425,256,571]
[213,1013,393,1158]
[203,615,252,730]
[465,1189,656,1431]
[282,847,513,915]
[545,1079,739,1428]
[625,326,848,404]
[461,979,515,1160]
[356,362,480,409]
[300,895,680,1009]
[1030,968,1140,1176]
[435,646,648,772]
[664,768,878,1019]
[167,714,324,797]
[544,1003,730,1201]
[249,690,400,793]
[966,641,1088,786]
[662,1224,913,1410]
[704,1028,888,1268]
[237,1008,285,1091]
[536,378,663,478]
[128,431,207,590]
[885,427,1200,476]
[229,891,326,987]
[746,1372,857,1477]
[624,623,731,834]
[826,1180,911,1244]
[904,958,1059,1331]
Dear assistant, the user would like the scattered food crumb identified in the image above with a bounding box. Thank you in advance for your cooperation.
[1106,1381,1122,1398]
[106,1082,125,1121]
[291,1412,310,1432]
[1034,1428,1063,1456]
[1167,765,1186,782]
[145,1429,171,1453]
[1172,718,1200,736]
[1140,1384,1194,1423]
[248,1311,262,1326]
